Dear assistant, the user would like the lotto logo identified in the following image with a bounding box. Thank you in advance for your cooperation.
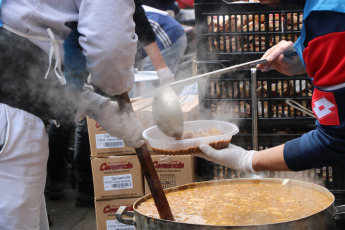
[313,98,335,119]
[312,89,339,126]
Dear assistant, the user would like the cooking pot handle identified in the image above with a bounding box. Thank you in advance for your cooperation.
[335,205,345,220]
[115,206,135,226]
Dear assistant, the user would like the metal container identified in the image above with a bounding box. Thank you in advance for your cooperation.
[130,70,159,98]
[116,178,345,230]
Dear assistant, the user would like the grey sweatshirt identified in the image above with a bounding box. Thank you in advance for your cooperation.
[1,0,138,96]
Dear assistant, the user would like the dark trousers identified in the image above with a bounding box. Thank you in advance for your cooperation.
[74,118,94,194]
[47,121,73,182]
[47,118,93,194]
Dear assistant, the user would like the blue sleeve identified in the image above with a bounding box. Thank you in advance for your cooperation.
[284,122,345,171]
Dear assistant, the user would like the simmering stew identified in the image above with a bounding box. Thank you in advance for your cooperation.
[136,180,332,225]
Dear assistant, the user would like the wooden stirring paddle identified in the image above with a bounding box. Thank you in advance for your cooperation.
[115,93,174,221]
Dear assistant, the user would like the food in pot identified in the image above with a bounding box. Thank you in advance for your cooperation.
[136,180,332,225]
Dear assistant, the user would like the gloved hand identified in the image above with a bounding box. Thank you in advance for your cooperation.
[75,85,145,148]
[196,144,256,173]
[157,67,174,86]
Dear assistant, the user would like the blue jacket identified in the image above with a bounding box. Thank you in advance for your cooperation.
[281,0,345,170]
[145,10,185,51]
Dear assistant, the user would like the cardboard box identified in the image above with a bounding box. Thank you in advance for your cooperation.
[87,117,137,157]
[132,95,199,129]
[144,155,194,195]
[95,198,138,230]
[92,155,144,200]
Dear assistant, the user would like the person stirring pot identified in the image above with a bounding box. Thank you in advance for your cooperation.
[0,1,144,229]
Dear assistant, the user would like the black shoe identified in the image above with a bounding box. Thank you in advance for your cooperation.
[75,192,94,207]
[45,180,64,200]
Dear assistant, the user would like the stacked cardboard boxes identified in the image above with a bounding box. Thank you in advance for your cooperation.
[88,95,199,230]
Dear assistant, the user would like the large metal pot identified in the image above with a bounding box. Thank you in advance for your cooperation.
[116,178,345,230]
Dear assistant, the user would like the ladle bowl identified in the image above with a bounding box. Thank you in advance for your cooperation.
[152,86,184,138]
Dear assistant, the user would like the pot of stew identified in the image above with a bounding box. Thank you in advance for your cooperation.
[116,178,345,229]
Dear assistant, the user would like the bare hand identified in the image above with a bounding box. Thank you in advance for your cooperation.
[257,40,306,76]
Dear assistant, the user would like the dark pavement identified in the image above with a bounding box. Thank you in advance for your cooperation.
[46,179,97,230]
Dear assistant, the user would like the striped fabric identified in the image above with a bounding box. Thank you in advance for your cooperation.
[148,18,172,48]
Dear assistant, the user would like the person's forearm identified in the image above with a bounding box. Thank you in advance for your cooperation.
[143,42,167,70]
[252,144,291,171]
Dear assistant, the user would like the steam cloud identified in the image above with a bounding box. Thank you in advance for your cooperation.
[0,29,76,125]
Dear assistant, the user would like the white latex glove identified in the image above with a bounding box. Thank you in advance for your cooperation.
[157,67,174,86]
[75,84,145,148]
[196,144,256,173]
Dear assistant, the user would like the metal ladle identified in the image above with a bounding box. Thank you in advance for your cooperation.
[152,58,269,139]
[152,50,297,139]
[152,86,184,139]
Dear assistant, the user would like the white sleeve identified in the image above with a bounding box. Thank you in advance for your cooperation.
[77,0,138,96]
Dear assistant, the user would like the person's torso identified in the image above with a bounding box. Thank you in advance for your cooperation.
[0,29,74,124]
[0,1,81,123]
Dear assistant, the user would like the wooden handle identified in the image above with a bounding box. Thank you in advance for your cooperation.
[116,93,174,221]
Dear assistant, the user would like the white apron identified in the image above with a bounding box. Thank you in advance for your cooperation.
[0,103,49,230]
